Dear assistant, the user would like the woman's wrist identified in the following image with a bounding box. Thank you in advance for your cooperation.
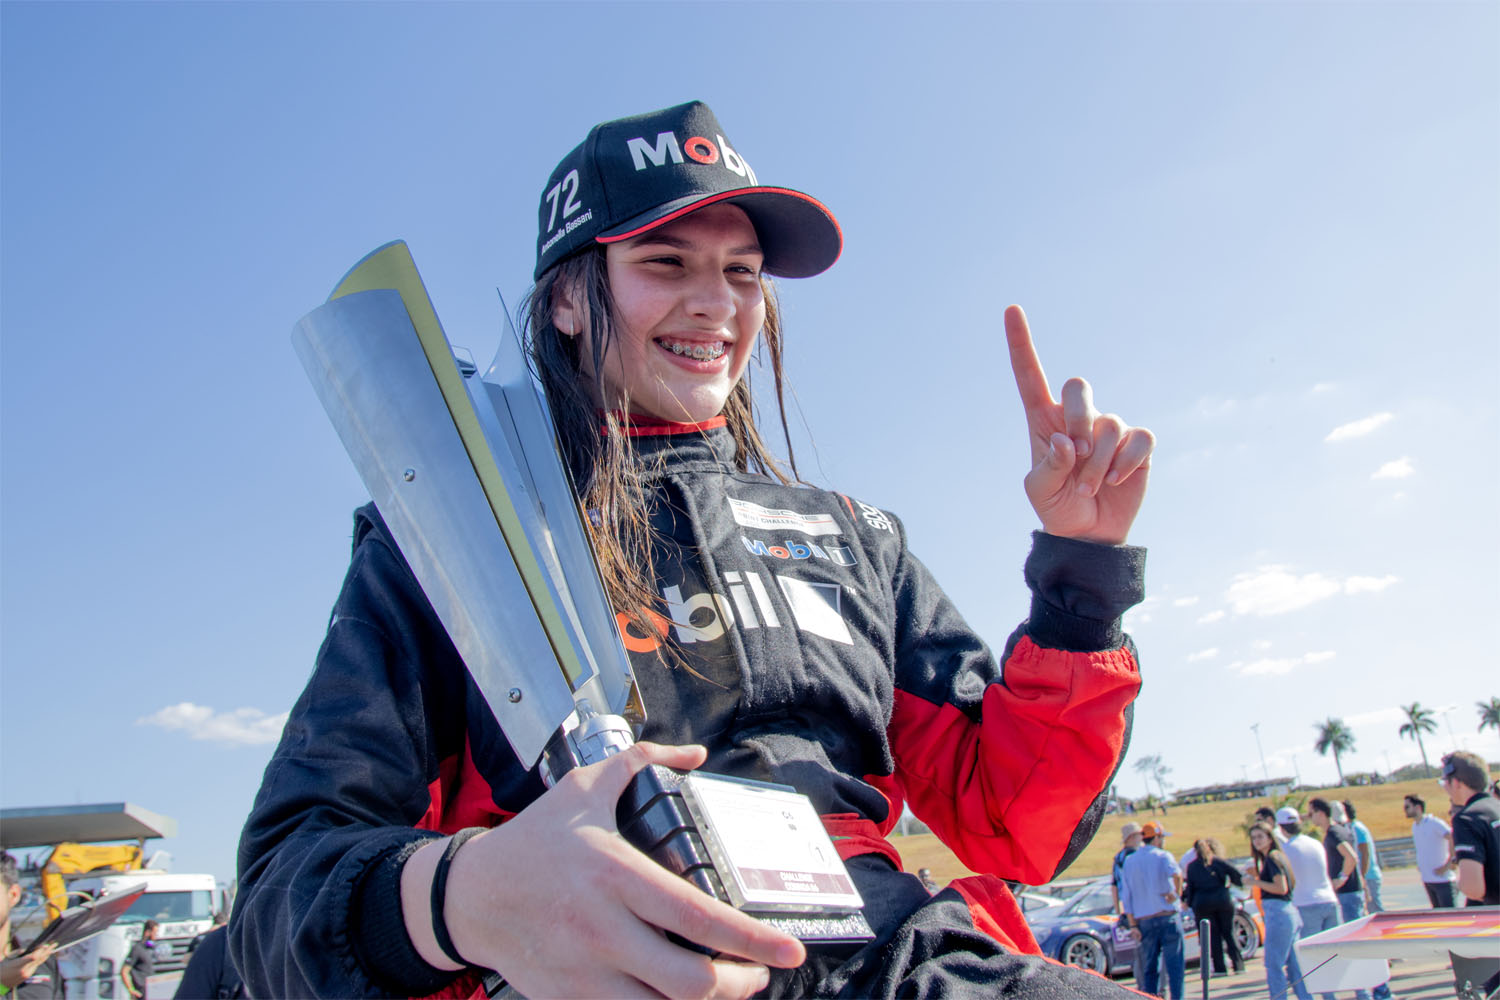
[399,838,466,972]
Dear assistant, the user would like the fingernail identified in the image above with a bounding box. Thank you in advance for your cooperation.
[1075,438,1090,457]
[1077,482,1094,497]
[1106,471,1120,486]
[756,967,771,990]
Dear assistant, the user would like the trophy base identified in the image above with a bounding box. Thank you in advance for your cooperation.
[617,765,875,947]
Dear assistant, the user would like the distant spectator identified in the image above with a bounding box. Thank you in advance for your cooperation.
[916,868,939,894]
[1341,800,1383,912]
[1182,838,1243,975]
[1277,807,1343,1000]
[1119,822,1184,999]
[1441,751,1500,906]
[1111,823,1147,987]
[1307,799,1389,1000]
[1243,823,1312,1000]
[1,852,63,998]
[1405,793,1457,907]
[122,919,158,999]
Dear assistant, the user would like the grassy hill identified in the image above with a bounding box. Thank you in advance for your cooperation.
[887,777,1438,886]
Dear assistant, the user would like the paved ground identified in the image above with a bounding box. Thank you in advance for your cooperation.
[147,870,1484,999]
[1131,868,1487,1000]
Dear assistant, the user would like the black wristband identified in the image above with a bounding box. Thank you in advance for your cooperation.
[431,827,484,966]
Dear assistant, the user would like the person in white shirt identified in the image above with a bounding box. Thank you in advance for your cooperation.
[1277,807,1342,1000]
[1404,794,1456,908]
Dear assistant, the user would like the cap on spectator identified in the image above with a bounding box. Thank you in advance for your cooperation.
[1141,822,1168,839]
[1276,806,1300,824]
[1120,822,1142,842]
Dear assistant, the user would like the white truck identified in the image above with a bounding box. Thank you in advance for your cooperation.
[54,869,219,998]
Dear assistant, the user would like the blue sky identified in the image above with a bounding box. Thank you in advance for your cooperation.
[3,2,1496,891]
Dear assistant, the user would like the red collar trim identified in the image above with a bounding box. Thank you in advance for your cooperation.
[600,414,728,437]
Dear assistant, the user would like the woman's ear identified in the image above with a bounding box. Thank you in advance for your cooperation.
[552,281,583,337]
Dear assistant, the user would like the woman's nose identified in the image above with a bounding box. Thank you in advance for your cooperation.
[684,270,735,324]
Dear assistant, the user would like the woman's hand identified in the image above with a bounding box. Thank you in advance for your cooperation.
[403,741,805,1000]
[1005,305,1154,545]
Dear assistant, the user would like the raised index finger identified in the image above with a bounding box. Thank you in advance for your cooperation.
[1004,304,1054,412]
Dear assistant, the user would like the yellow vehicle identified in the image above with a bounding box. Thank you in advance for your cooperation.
[39,842,144,921]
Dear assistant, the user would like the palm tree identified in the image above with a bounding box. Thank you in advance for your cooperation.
[1399,702,1438,777]
[1478,696,1500,735]
[1313,717,1356,785]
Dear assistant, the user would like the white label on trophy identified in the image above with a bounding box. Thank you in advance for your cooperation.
[682,773,863,911]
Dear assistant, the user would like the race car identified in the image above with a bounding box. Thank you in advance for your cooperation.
[1025,877,1262,977]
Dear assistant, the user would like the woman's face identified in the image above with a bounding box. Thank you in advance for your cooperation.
[555,203,766,424]
[1249,829,1270,853]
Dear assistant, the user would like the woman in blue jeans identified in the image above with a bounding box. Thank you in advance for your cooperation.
[1245,823,1313,1000]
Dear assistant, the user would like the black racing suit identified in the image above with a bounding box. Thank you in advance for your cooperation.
[231,419,1146,998]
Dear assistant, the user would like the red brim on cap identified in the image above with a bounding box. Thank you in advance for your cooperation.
[597,187,842,279]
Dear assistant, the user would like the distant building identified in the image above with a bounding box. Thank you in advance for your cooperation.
[1170,777,1294,805]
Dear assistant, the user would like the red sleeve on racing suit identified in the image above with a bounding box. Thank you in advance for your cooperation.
[886,529,1144,885]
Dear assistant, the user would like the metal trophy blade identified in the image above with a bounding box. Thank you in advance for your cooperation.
[291,242,872,946]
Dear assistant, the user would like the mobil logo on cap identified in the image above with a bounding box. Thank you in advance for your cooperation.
[626,131,758,183]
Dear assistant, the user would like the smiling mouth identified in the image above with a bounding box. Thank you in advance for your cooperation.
[656,338,726,361]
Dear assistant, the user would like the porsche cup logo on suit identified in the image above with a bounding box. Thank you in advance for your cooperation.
[615,570,853,653]
[728,497,842,537]
[741,536,857,568]
[627,131,758,183]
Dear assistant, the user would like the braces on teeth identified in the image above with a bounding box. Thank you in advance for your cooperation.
[666,341,724,360]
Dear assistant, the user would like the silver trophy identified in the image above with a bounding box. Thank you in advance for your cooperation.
[292,242,873,947]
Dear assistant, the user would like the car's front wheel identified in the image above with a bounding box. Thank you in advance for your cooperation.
[1060,933,1110,973]
[1232,912,1260,960]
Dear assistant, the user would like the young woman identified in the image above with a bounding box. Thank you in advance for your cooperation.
[1182,837,1244,975]
[1244,823,1314,1000]
[231,101,1155,1000]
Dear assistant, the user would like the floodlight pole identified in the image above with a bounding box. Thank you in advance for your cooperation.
[1252,723,1270,782]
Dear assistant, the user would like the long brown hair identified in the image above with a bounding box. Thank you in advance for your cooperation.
[520,244,801,653]
[1248,822,1295,891]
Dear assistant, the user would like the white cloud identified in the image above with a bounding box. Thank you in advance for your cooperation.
[1344,575,1398,595]
[1310,382,1337,394]
[1172,597,1200,608]
[1187,648,1219,662]
[1227,566,1342,616]
[1252,639,1273,651]
[1235,651,1337,677]
[1325,412,1394,443]
[136,702,288,746]
[1372,457,1414,480]
[1197,610,1225,624]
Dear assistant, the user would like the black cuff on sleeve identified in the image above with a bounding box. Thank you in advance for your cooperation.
[1024,531,1146,652]
[350,834,459,997]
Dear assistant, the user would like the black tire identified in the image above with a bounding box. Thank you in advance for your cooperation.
[1232,911,1259,960]
[1059,933,1111,974]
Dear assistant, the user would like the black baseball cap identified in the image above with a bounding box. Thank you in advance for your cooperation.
[534,101,841,281]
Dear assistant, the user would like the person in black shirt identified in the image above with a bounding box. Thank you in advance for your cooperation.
[122,919,158,999]
[1182,837,1243,975]
[1442,751,1500,906]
